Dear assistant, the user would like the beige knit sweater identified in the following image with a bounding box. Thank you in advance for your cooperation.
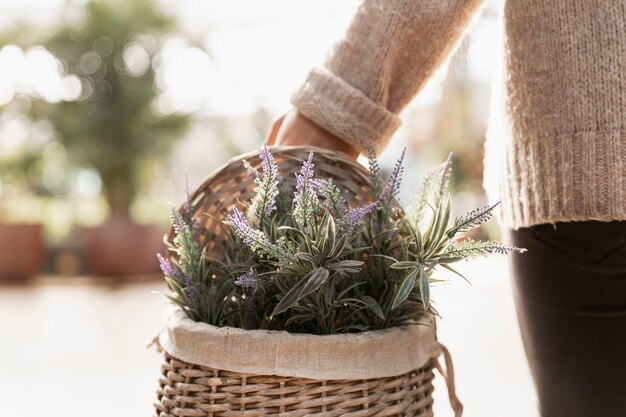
[291,0,626,229]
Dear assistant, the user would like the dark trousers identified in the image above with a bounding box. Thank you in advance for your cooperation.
[507,221,626,417]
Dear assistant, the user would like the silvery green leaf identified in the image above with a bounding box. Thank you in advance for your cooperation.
[295,252,316,263]
[310,245,322,260]
[327,215,336,251]
[427,196,451,255]
[299,267,330,299]
[390,261,417,270]
[328,260,363,268]
[272,267,329,316]
[361,295,385,320]
[415,226,423,253]
[328,234,348,259]
[276,225,308,239]
[327,260,364,273]
[164,276,185,298]
[391,268,418,310]
[318,235,328,257]
[418,264,430,309]
[440,264,471,285]
[433,255,464,264]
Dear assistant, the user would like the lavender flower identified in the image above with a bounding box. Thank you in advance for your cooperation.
[443,238,526,260]
[183,274,197,304]
[248,145,280,226]
[235,270,259,292]
[169,203,185,234]
[364,140,384,199]
[169,201,202,281]
[293,152,324,228]
[382,148,405,201]
[447,202,500,237]
[341,200,379,235]
[157,253,177,278]
[242,159,259,179]
[235,270,260,329]
[182,174,192,222]
[410,153,453,226]
[435,153,453,206]
[227,207,295,263]
[320,180,347,219]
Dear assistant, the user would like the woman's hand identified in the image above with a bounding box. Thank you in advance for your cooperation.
[265,109,359,160]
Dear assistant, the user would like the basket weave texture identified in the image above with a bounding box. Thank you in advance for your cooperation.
[156,353,434,417]
[155,146,439,417]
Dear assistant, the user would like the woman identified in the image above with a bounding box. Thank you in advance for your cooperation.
[266,1,626,416]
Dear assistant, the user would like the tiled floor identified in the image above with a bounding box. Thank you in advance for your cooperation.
[0,257,537,417]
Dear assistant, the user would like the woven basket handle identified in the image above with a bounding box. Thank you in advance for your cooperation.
[435,342,463,417]
[264,114,286,145]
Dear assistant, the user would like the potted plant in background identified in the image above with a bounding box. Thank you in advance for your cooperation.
[151,146,524,416]
[27,0,190,277]
[0,151,45,282]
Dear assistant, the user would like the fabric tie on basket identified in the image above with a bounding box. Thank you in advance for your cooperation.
[150,306,463,416]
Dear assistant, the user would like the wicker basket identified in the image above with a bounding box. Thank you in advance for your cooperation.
[153,146,462,417]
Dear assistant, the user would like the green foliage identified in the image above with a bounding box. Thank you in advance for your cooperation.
[29,0,190,217]
[161,147,525,334]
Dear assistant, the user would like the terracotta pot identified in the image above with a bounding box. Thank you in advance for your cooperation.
[0,223,44,282]
[82,217,164,277]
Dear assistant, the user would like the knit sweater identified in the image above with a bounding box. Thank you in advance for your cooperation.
[291,0,626,229]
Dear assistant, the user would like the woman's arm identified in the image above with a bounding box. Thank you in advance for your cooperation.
[268,0,485,157]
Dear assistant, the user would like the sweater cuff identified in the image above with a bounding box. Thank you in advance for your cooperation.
[291,67,401,155]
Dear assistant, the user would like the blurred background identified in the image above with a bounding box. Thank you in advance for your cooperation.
[0,0,536,416]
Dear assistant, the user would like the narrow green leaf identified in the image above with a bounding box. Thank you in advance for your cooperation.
[390,261,417,270]
[419,264,430,309]
[327,260,364,269]
[429,196,451,253]
[415,226,423,253]
[391,268,418,310]
[284,314,316,327]
[295,252,316,263]
[300,267,330,298]
[336,282,365,299]
[327,215,336,251]
[276,225,308,239]
[272,267,329,316]
[440,264,471,285]
[329,234,348,259]
[362,295,385,320]
[272,277,309,316]
[164,276,185,297]
[317,236,327,257]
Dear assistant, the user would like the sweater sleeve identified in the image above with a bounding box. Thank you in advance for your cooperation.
[291,0,485,154]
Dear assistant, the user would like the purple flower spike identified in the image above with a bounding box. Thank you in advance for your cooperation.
[226,207,295,262]
[158,253,177,278]
[260,144,274,176]
[183,274,197,304]
[227,207,251,240]
[248,145,280,224]
[293,152,325,227]
[260,144,279,216]
[235,270,259,292]
[343,200,379,235]
[382,148,405,200]
[295,152,315,193]
[182,174,192,221]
